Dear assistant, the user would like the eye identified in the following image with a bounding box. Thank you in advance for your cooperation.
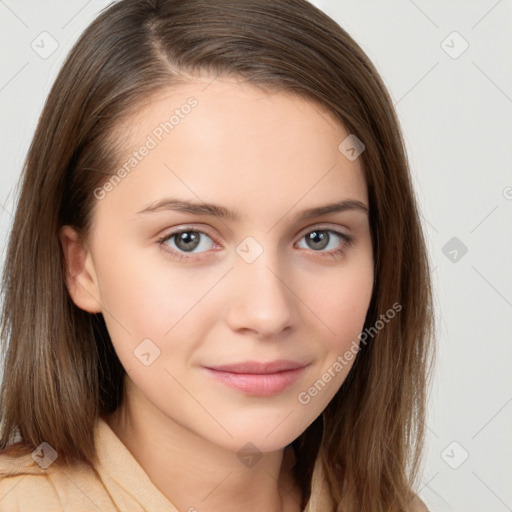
[158,229,216,260]
[157,226,354,262]
[296,228,353,257]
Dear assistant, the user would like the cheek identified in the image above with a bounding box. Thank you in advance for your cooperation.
[292,265,373,413]
[308,259,374,349]
[94,245,209,334]
[92,253,206,386]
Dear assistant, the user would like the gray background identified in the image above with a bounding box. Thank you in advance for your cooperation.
[1,1,511,510]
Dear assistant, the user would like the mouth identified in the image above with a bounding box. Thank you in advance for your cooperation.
[202,360,310,396]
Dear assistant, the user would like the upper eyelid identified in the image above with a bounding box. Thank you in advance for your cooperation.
[161,221,351,238]
[160,223,351,247]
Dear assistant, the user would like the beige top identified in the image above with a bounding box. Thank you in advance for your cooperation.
[0,417,302,512]
[0,417,180,512]
[0,419,428,512]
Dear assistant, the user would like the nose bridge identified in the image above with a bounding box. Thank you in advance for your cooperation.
[226,235,295,336]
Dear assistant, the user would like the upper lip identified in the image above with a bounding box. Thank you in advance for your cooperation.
[205,360,309,374]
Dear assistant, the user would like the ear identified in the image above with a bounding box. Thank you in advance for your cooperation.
[59,225,102,313]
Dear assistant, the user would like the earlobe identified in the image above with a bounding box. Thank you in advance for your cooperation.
[59,225,102,313]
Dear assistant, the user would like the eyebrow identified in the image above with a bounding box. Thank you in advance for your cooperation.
[137,197,369,221]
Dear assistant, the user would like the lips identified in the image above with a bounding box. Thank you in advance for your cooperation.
[205,360,308,374]
[202,360,309,396]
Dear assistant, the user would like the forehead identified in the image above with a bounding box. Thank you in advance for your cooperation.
[95,77,368,222]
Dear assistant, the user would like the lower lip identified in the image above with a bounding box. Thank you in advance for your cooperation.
[202,366,307,396]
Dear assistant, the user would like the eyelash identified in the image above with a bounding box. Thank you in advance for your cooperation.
[156,226,354,262]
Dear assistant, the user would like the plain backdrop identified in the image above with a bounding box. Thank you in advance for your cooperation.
[1,1,511,510]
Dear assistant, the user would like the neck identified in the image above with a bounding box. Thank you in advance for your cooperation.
[103,378,302,512]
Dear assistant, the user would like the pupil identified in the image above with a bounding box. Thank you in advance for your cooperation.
[176,231,200,251]
[308,231,328,250]
[173,231,330,252]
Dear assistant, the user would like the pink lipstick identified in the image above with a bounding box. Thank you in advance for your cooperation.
[202,360,309,396]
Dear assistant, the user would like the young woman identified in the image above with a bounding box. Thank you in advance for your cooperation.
[0,0,435,510]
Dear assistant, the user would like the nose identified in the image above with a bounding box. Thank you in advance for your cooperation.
[224,247,296,338]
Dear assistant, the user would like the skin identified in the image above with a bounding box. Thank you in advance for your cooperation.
[61,76,374,512]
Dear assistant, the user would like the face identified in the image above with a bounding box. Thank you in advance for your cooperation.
[67,76,374,454]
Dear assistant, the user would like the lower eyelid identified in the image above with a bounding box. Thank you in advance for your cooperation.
[296,229,352,249]
[158,227,352,258]
[161,230,216,250]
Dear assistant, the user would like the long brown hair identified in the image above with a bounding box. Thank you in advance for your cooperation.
[0,1,435,510]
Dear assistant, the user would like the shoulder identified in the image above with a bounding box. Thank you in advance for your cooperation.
[0,448,63,511]
[0,446,117,512]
